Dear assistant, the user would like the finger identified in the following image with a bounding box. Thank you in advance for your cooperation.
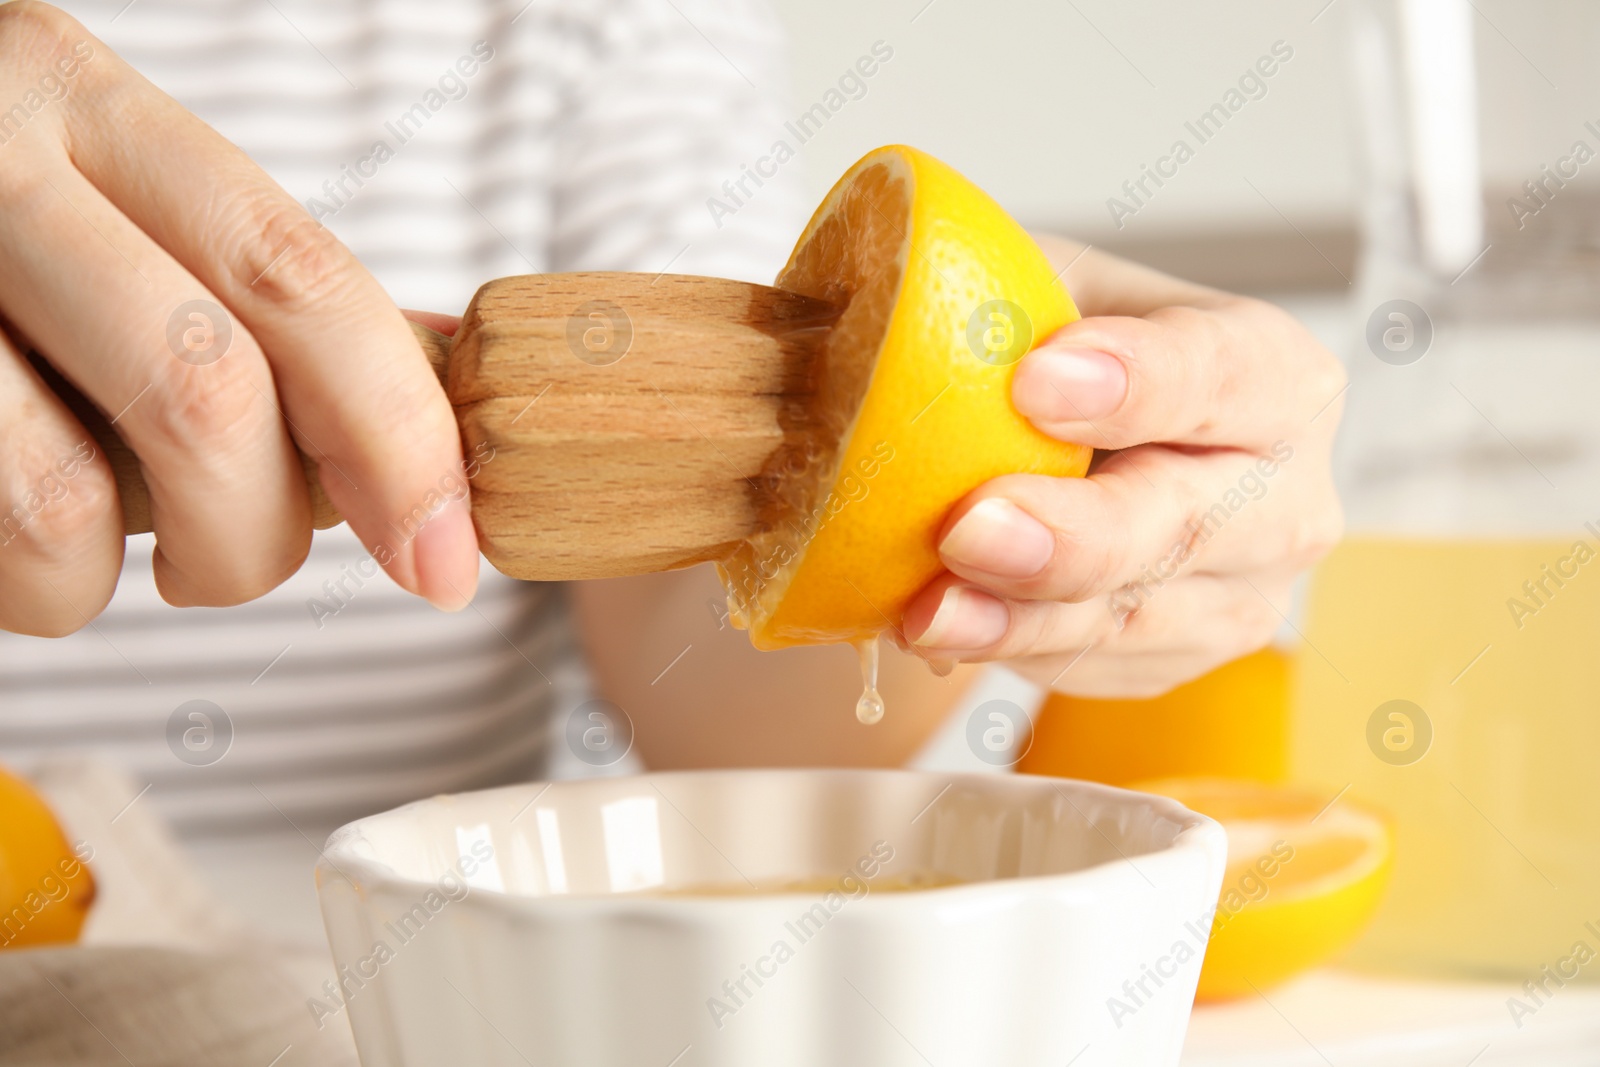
[401,310,461,337]
[1007,574,1296,698]
[0,341,122,636]
[903,569,1289,685]
[47,11,477,606]
[933,445,1341,603]
[1011,291,1346,452]
[0,152,313,606]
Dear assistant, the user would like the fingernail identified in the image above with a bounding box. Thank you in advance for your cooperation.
[411,500,479,611]
[940,498,1054,579]
[1013,347,1127,423]
[910,585,1010,650]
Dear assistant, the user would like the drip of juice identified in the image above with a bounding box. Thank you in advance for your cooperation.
[854,636,885,724]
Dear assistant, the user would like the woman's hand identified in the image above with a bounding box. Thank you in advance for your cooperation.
[0,3,478,637]
[901,238,1346,697]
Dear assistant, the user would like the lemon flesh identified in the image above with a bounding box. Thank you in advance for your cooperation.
[721,145,1092,649]
[1135,777,1395,1001]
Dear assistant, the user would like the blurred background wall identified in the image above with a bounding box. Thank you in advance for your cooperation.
[769,0,1359,291]
[766,0,1590,292]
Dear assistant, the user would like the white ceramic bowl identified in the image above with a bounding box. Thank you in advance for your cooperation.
[317,769,1226,1067]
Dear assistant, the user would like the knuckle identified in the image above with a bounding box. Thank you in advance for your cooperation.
[1251,297,1347,419]
[0,4,96,171]
[143,349,271,452]
[1307,348,1348,418]
[978,611,1044,665]
[1053,534,1119,603]
[1195,307,1239,396]
[381,374,458,446]
[1,434,113,554]
[1172,466,1217,552]
[1232,293,1294,335]
[1151,304,1227,435]
[1170,302,1224,356]
[223,193,360,310]
[30,465,115,551]
[0,461,117,637]
[1287,490,1345,567]
[1048,494,1132,603]
[0,2,82,65]
[1001,599,1108,666]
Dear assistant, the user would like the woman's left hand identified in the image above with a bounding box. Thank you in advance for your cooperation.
[900,238,1347,697]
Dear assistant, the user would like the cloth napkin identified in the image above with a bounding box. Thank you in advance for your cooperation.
[0,759,358,1067]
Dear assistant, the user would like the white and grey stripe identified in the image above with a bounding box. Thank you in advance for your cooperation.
[0,0,803,833]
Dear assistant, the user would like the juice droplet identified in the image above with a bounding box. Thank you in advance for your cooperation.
[926,656,955,678]
[854,636,885,725]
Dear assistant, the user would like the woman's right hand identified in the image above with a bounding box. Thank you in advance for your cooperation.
[0,2,479,637]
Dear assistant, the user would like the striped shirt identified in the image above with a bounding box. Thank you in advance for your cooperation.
[0,0,804,834]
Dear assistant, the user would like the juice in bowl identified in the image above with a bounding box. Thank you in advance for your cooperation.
[317,770,1228,1066]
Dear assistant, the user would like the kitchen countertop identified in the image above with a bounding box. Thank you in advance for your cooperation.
[1184,969,1600,1066]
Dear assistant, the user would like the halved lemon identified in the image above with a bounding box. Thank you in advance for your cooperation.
[1133,777,1394,1001]
[1018,648,1292,785]
[720,145,1092,649]
[0,766,96,949]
